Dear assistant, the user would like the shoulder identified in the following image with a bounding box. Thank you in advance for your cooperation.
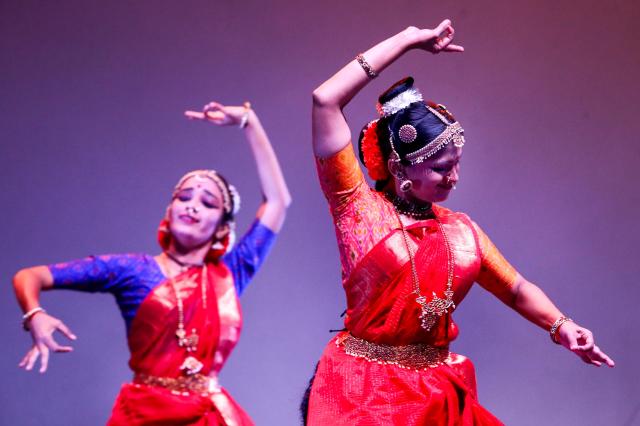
[434,205,478,234]
[92,253,157,275]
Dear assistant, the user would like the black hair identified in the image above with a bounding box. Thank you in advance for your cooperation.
[357,77,457,191]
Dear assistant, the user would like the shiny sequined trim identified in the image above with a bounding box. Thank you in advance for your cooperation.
[133,372,220,395]
[336,333,450,371]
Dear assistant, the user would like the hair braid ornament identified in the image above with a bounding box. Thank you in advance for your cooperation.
[360,119,390,181]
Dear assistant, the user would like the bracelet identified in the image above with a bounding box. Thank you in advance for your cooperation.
[549,316,573,344]
[239,101,251,129]
[22,307,46,331]
[356,53,378,79]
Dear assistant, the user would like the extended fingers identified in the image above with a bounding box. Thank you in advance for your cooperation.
[203,101,223,113]
[433,19,452,37]
[589,345,615,368]
[185,110,206,120]
[19,346,39,370]
[436,25,464,53]
[38,344,50,373]
[443,44,465,52]
[56,321,77,341]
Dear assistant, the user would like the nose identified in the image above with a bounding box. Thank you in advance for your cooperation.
[444,167,459,185]
[185,205,199,214]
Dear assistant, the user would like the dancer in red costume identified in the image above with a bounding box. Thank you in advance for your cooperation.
[305,20,614,425]
[13,101,291,425]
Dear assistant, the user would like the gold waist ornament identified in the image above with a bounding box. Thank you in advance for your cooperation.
[133,372,220,396]
[337,333,450,371]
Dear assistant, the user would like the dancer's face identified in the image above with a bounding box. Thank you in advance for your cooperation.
[168,176,225,250]
[402,143,462,204]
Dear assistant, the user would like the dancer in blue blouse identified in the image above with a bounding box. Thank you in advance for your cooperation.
[13,100,291,425]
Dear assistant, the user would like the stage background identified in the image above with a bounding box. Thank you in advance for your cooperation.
[1,1,638,424]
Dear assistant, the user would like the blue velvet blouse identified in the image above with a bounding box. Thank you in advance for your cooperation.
[48,220,276,331]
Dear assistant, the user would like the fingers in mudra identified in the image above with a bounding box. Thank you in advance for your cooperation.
[19,347,38,369]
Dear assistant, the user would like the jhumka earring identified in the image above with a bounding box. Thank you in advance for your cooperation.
[399,174,413,192]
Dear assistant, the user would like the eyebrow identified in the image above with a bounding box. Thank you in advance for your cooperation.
[177,187,221,202]
[433,154,463,166]
[202,189,220,201]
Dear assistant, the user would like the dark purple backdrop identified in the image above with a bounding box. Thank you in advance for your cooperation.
[1,1,639,425]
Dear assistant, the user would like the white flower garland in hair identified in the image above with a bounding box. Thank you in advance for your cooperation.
[376,88,424,117]
[228,184,241,215]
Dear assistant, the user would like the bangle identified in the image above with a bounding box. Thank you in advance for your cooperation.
[356,53,378,79]
[239,101,251,129]
[22,307,46,331]
[549,316,572,344]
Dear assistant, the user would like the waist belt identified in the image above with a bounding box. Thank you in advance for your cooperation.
[336,332,450,371]
[133,372,221,396]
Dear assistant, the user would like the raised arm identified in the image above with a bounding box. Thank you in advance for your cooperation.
[312,20,463,158]
[13,266,77,373]
[185,102,291,232]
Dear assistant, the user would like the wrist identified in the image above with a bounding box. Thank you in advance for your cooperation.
[549,316,573,344]
[22,306,46,331]
[239,102,252,129]
[398,27,421,51]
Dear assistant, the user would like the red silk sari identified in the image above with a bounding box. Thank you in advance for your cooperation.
[309,213,503,426]
[309,145,516,425]
[107,262,253,426]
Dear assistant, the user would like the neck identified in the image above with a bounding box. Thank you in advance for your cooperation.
[385,190,434,220]
[165,242,209,268]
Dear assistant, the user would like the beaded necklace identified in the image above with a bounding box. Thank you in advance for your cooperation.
[385,192,434,220]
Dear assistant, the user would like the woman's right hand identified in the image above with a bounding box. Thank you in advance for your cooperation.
[19,312,77,373]
[404,20,464,54]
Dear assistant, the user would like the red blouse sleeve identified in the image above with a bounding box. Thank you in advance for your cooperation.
[315,143,396,280]
[315,143,367,213]
[472,221,518,300]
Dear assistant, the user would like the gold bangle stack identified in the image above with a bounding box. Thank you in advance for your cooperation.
[549,316,573,344]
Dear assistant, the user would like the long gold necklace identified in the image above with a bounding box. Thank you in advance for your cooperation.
[394,210,456,331]
[162,254,208,375]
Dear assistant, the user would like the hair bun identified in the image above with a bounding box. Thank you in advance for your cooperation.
[378,77,415,104]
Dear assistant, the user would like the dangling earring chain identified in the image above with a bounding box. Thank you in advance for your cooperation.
[394,210,455,331]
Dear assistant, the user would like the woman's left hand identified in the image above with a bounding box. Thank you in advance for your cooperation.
[556,321,615,367]
[185,101,250,127]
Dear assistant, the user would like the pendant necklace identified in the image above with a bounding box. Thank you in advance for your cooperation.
[393,209,456,331]
[162,252,208,375]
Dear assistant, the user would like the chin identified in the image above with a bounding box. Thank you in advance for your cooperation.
[170,229,212,251]
[429,193,450,203]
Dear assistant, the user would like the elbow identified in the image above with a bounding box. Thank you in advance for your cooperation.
[312,87,334,108]
[272,194,292,212]
[282,191,293,209]
[13,268,32,292]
